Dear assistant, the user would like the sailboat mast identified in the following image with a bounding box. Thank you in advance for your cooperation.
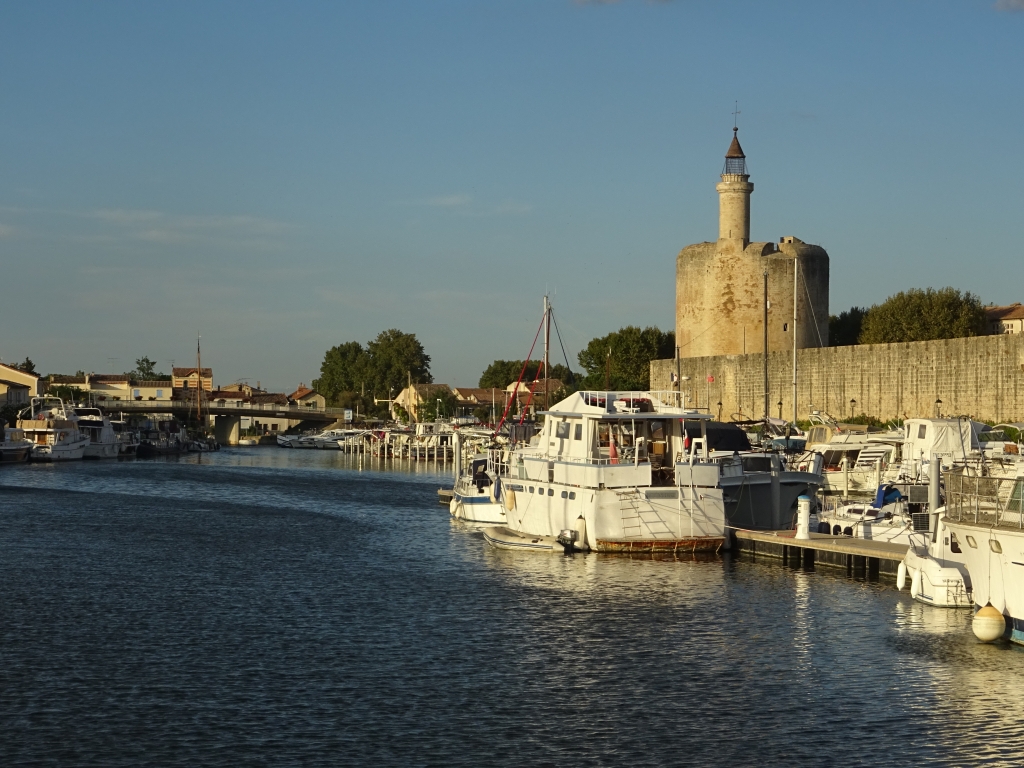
[196,334,202,427]
[543,295,550,412]
[763,270,769,421]
[792,259,798,427]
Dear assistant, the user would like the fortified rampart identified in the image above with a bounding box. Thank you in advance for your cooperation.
[650,334,1024,423]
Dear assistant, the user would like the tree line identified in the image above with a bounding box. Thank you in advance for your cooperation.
[829,287,987,346]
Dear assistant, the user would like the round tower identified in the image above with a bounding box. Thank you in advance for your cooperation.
[716,128,753,245]
[675,129,829,361]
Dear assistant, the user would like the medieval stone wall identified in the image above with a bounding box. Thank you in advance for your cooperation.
[650,334,1024,423]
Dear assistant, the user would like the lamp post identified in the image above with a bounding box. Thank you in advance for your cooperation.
[717,401,723,421]
[935,398,942,418]
[849,398,856,420]
[681,376,690,409]
[436,397,442,422]
[777,400,783,420]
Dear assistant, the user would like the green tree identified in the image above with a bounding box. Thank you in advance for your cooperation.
[128,356,171,380]
[313,330,431,413]
[577,326,675,390]
[478,360,574,389]
[13,357,36,374]
[365,329,431,396]
[313,341,369,404]
[829,307,866,347]
[858,288,986,344]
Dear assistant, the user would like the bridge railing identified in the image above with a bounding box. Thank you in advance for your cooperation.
[94,399,349,416]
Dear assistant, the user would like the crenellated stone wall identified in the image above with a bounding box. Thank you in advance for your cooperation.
[651,334,1024,423]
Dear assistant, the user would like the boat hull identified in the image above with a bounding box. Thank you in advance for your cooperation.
[31,440,88,461]
[0,445,31,463]
[84,441,119,459]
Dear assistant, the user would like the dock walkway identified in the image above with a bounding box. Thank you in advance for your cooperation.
[732,529,907,578]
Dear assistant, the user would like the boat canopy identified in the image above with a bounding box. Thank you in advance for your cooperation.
[903,418,984,461]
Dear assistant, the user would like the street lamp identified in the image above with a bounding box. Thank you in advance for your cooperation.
[436,397,442,422]
[777,400,783,420]
[935,398,942,418]
[849,398,856,420]
[716,401,723,421]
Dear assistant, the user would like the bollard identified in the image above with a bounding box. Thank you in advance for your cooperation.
[795,495,811,540]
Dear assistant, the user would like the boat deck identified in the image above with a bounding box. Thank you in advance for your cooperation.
[732,529,907,578]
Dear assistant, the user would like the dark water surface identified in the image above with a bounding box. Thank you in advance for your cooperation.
[2,450,1023,767]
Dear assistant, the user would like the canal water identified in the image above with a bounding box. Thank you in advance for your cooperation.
[2,450,1023,767]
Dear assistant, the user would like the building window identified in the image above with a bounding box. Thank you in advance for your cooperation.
[156,389,163,398]
[133,389,140,398]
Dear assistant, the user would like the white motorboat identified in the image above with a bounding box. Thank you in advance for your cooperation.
[17,397,90,461]
[483,390,729,554]
[450,453,509,525]
[940,471,1024,643]
[74,407,119,459]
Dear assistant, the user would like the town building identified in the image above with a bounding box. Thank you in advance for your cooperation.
[172,367,213,392]
[986,303,1024,335]
[675,128,829,359]
[289,384,326,411]
[0,362,41,397]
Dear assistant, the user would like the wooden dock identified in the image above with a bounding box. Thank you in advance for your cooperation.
[732,529,907,579]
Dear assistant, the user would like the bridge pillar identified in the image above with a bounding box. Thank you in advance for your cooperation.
[214,415,241,446]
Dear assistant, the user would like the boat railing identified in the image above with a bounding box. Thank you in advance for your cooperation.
[943,470,1024,529]
[571,390,711,413]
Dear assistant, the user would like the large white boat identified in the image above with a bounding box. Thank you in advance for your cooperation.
[483,390,729,554]
[17,397,90,461]
[941,472,1024,643]
[74,407,119,459]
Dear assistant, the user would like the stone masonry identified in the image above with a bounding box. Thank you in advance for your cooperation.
[651,334,1024,423]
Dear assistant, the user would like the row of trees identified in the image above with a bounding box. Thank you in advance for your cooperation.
[313,286,989,417]
[829,288,987,346]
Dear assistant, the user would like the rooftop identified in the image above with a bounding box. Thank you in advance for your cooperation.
[987,303,1024,321]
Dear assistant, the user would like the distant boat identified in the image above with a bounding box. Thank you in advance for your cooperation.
[17,397,90,461]
[238,438,258,446]
[0,427,32,463]
[74,407,120,459]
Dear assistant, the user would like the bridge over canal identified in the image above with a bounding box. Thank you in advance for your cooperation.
[94,399,350,444]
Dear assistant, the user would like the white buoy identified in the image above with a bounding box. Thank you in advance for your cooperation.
[896,561,907,591]
[910,568,922,599]
[973,603,1006,643]
[795,495,811,540]
[573,515,588,551]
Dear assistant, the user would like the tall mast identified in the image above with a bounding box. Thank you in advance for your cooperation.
[196,334,202,427]
[763,270,769,422]
[792,259,798,426]
[543,295,550,411]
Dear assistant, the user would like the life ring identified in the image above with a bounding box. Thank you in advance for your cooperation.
[59,432,66,440]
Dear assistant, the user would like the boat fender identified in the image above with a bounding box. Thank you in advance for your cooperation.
[843,526,853,537]
[910,568,922,599]
[896,561,907,591]
[973,603,1006,643]
[504,489,516,512]
[573,515,587,550]
[832,525,842,536]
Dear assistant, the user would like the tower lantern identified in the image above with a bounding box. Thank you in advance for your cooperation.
[716,127,753,246]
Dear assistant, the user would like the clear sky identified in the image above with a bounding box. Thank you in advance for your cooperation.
[2,0,1022,392]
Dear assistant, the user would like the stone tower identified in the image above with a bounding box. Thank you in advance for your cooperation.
[675,129,829,359]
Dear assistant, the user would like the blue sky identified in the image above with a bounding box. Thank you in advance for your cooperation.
[1,0,1022,392]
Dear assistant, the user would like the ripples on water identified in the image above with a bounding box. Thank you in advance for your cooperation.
[2,450,1023,767]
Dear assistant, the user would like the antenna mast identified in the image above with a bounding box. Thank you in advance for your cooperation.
[543,295,550,412]
[196,334,202,428]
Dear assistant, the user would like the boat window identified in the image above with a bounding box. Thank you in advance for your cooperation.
[548,489,554,496]
[574,423,582,440]
[965,535,977,548]
[560,490,568,498]
[569,492,576,500]
[529,486,534,493]
[555,421,570,439]
[741,456,773,473]
[950,533,962,554]
[990,539,1002,554]
[918,424,927,439]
